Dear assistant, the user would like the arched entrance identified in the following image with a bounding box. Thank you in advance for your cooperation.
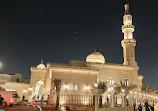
[34,81,44,100]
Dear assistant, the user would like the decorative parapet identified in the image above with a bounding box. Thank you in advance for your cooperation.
[47,63,99,71]
[138,75,143,80]
[122,39,136,44]
[122,25,135,32]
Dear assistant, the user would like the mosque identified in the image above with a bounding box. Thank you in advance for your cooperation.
[29,3,144,104]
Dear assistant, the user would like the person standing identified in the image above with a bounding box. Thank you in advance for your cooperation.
[37,95,39,102]
[138,104,142,111]
[41,95,44,105]
[133,103,136,111]
[31,96,35,105]
[22,95,25,101]
[0,95,4,107]
[46,95,50,105]
[99,95,102,108]
[150,104,154,111]
[145,101,150,111]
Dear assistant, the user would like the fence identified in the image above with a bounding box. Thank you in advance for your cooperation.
[60,95,94,111]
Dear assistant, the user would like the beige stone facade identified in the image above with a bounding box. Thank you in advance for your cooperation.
[29,4,144,102]
[0,73,30,100]
[0,73,29,85]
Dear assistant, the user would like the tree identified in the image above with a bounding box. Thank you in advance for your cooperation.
[93,81,107,108]
[0,87,5,91]
[97,81,107,94]
[115,81,137,94]
[93,81,107,94]
[53,79,62,109]
[115,81,137,106]
[141,84,151,92]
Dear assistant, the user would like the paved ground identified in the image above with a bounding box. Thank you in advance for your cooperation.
[0,105,40,111]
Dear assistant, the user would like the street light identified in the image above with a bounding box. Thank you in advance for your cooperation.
[121,89,125,93]
[94,83,98,88]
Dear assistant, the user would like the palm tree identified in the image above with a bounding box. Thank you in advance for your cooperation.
[97,81,107,94]
[92,81,107,108]
[141,84,151,92]
[115,81,137,106]
[92,81,107,94]
[53,79,61,109]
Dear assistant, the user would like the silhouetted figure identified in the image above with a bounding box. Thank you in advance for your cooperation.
[107,97,109,103]
[145,101,150,111]
[46,95,50,105]
[0,95,4,107]
[41,95,44,104]
[133,103,136,111]
[31,96,35,105]
[138,104,142,111]
[99,96,102,108]
[150,104,154,111]
[37,95,39,102]
[22,95,25,101]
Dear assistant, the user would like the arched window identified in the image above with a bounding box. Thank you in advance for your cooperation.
[70,84,73,90]
[74,85,78,91]
[16,78,20,82]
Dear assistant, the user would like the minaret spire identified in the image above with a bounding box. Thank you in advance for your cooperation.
[124,4,130,15]
[41,59,44,64]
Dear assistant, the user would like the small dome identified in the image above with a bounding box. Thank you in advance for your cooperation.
[37,60,46,69]
[37,63,46,69]
[86,51,105,64]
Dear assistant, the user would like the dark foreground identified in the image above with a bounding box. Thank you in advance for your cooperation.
[0,105,40,111]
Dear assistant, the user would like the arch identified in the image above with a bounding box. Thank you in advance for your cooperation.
[74,85,78,91]
[34,80,44,100]
[16,78,20,82]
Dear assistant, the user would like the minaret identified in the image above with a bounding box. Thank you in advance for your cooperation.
[121,4,137,67]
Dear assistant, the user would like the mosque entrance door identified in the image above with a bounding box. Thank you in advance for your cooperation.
[34,81,44,100]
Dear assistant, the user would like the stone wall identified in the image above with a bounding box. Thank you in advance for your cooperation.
[1,82,30,100]
[98,106,134,111]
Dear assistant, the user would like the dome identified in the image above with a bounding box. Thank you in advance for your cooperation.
[86,51,105,64]
[37,60,46,69]
[37,63,46,69]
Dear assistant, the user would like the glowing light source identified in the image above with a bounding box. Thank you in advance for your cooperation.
[108,87,114,92]
[28,88,33,91]
[121,89,125,93]
[23,90,27,93]
[85,86,90,90]
[139,93,142,96]
[94,83,98,88]
[61,106,65,111]
[63,84,69,90]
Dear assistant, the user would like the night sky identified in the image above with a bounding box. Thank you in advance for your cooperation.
[0,0,158,88]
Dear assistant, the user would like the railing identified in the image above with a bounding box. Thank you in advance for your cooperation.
[49,63,99,71]
[60,94,94,111]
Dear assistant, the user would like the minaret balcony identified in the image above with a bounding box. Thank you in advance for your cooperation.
[122,25,135,32]
[121,39,136,45]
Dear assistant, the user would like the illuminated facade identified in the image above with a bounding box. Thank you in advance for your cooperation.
[29,4,144,103]
[0,73,30,100]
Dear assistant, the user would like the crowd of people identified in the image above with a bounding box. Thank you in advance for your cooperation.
[31,94,50,105]
[136,101,155,111]
[1,93,157,111]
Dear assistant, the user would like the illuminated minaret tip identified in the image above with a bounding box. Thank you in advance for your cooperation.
[122,4,135,39]
[121,3,137,67]
[124,4,130,15]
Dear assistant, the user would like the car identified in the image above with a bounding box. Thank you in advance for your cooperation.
[0,91,20,106]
